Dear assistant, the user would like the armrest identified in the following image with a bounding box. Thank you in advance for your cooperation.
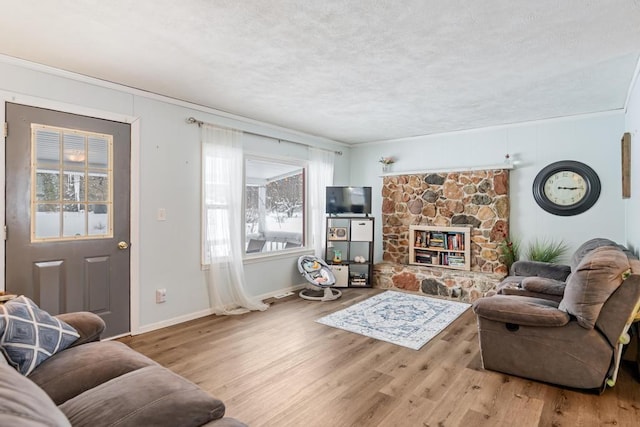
[56,312,105,346]
[510,260,571,281]
[520,277,566,296]
[472,295,570,327]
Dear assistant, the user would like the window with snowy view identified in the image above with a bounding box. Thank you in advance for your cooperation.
[245,157,305,254]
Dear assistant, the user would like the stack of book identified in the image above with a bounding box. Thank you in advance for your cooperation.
[350,273,368,286]
[415,254,433,264]
[447,255,466,267]
[429,232,445,248]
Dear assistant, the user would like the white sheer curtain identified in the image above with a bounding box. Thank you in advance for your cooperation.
[308,148,335,258]
[202,124,269,315]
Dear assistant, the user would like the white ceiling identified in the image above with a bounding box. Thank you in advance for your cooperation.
[1,1,639,144]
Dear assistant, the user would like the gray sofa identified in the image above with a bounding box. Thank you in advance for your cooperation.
[473,239,640,391]
[495,238,636,302]
[0,310,246,427]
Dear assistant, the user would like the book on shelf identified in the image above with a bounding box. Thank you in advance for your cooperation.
[428,235,445,248]
[429,232,444,247]
[415,254,432,264]
[447,255,466,267]
[350,276,368,286]
[442,233,464,250]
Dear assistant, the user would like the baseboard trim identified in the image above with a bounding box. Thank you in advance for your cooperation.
[131,284,308,336]
[132,308,215,336]
[257,283,307,301]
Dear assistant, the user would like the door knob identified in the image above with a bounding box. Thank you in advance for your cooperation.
[118,241,129,250]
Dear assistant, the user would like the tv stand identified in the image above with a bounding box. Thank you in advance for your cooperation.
[325,216,374,288]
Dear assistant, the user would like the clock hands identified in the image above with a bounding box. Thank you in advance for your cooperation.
[557,186,582,190]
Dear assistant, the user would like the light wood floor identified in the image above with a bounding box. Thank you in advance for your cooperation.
[119,289,640,427]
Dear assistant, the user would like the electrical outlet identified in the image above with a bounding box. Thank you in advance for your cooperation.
[157,208,166,221]
[156,288,167,303]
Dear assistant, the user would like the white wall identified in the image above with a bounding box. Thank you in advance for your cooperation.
[624,68,640,254]
[349,113,627,264]
[0,56,347,333]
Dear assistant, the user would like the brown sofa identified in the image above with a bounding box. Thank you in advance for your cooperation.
[0,310,246,427]
[473,240,640,391]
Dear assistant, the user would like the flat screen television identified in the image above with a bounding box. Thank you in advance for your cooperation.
[326,186,372,215]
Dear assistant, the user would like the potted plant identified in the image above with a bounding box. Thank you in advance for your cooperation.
[498,237,520,271]
[379,156,395,172]
[525,238,568,263]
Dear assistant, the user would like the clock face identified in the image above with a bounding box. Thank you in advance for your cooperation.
[543,171,587,206]
[533,161,601,216]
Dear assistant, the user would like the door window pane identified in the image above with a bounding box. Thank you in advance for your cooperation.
[31,124,113,242]
[88,136,108,168]
[35,129,60,166]
[63,133,86,168]
[88,174,109,201]
[89,205,110,236]
[63,172,86,202]
[34,204,60,239]
[36,171,60,201]
[63,206,86,237]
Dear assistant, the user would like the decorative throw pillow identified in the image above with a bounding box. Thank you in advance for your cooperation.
[0,296,79,375]
[559,246,631,329]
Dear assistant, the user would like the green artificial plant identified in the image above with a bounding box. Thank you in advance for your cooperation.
[525,238,569,263]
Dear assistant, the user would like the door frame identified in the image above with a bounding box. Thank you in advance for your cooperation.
[0,91,141,335]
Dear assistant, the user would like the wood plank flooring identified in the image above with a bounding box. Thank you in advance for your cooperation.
[119,289,640,427]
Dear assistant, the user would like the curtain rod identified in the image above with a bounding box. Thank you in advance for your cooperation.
[186,117,342,156]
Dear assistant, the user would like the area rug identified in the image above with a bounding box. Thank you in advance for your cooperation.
[316,290,470,350]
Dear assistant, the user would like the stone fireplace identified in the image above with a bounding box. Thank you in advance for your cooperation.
[373,169,510,302]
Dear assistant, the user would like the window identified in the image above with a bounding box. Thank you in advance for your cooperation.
[245,157,305,254]
[31,124,113,242]
[202,154,232,262]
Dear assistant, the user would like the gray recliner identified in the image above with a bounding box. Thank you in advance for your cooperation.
[495,238,629,302]
[473,242,640,391]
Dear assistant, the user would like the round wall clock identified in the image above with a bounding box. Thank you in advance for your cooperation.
[532,160,601,216]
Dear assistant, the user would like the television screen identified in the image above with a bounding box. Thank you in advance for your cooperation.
[326,186,372,214]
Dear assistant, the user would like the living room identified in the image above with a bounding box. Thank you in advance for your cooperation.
[0,2,638,335]
[0,2,640,426]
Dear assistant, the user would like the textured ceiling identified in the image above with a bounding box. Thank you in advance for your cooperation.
[1,1,639,144]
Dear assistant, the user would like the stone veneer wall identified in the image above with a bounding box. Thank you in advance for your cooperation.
[373,262,502,302]
[375,169,510,302]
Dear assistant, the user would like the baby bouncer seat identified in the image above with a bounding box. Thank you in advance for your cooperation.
[297,255,341,301]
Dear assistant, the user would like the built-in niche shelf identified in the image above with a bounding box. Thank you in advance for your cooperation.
[409,225,471,271]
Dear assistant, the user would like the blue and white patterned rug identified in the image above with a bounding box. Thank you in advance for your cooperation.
[316,290,470,350]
